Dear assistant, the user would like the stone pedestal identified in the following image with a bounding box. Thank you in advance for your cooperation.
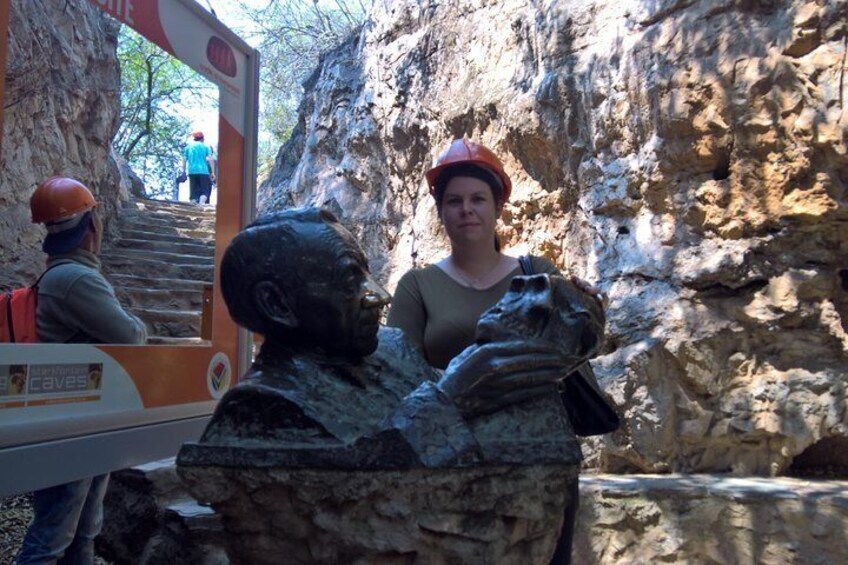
[179,462,575,565]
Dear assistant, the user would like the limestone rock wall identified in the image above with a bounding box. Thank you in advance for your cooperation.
[261,0,848,476]
[0,0,122,287]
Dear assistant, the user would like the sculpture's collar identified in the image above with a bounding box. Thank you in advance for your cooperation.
[255,342,379,368]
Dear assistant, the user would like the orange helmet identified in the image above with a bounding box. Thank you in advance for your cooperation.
[31,176,97,224]
[425,138,512,202]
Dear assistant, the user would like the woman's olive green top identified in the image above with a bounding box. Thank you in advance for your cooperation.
[386,255,559,369]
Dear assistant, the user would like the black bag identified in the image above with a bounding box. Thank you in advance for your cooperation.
[518,256,621,436]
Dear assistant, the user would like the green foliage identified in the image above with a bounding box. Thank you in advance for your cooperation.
[237,0,366,150]
[114,27,215,198]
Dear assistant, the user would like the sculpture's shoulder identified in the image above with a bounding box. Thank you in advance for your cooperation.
[374,326,438,385]
[201,366,334,446]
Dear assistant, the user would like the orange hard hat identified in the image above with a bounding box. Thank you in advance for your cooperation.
[425,138,512,202]
[30,176,97,225]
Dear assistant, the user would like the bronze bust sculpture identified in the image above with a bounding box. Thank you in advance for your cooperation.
[178,208,605,563]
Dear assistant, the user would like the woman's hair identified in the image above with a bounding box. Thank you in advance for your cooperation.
[432,163,504,251]
[432,164,504,210]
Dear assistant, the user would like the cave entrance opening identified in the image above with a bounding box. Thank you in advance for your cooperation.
[0,0,259,496]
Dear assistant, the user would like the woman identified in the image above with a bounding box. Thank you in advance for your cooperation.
[387,137,602,564]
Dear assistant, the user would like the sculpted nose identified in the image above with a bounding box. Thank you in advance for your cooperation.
[361,274,391,309]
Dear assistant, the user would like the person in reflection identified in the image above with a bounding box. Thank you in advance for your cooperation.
[181,131,216,204]
[196,208,602,474]
[17,177,146,565]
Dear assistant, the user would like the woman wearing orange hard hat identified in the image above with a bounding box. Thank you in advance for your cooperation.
[388,137,611,565]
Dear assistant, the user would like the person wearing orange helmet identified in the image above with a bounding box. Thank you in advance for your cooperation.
[17,177,146,564]
[388,138,564,367]
[181,131,216,204]
[387,138,608,564]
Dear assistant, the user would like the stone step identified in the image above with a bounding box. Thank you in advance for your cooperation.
[132,308,202,338]
[127,199,217,219]
[119,223,215,241]
[102,256,213,282]
[106,274,210,292]
[167,500,224,539]
[102,248,214,266]
[114,237,214,257]
[118,228,215,245]
[165,501,229,564]
[146,336,209,346]
[115,286,204,311]
[120,214,216,232]
[98,458,229,564]
[121,201,216,219]
[124,205,217,221]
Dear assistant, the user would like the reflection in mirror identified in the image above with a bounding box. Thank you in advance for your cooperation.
[1,0,220,345]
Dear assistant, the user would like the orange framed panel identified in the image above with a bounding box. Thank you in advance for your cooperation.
[0,0,258,495]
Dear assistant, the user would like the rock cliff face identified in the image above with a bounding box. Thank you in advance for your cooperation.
[1,0,122,287]
[261,0,848,476]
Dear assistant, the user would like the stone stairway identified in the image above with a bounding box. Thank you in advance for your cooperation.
[101,198,216,344]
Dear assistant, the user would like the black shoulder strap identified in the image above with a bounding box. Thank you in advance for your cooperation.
[518,255,535,275]
[5,289,15,343]
[32,262,67,290]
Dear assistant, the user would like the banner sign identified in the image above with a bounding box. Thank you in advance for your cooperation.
[0,0,258,495]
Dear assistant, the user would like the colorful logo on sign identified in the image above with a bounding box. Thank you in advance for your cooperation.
[0,365,28,397]
[207,352,231,400]
[206,36,237,78]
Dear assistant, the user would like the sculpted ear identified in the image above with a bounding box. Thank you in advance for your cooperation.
[252,280,298,330]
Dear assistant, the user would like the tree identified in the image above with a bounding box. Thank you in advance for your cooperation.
[114,27,215,198]
[235,0,367,156]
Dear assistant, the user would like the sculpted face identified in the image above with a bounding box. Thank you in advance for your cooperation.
[476,274,603,358]
[221,209,391,357]
[294,221,390,357]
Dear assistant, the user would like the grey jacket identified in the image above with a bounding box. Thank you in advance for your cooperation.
[37,249,147,345]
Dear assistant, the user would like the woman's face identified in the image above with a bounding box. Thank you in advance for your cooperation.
[439,176,500,247]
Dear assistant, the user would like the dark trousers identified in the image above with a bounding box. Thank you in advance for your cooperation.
[17,474,110,564]
[188,174,212,202]
[550,476,579,565]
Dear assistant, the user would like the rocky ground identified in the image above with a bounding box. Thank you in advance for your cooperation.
[0,494,31,564]
[0,494,109,564]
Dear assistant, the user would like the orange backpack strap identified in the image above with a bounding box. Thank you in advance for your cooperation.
[0,289,13,342]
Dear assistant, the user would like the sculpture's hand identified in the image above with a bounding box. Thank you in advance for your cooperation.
[438,341,573,417]
[569,275,608,310]
[568,275,609,310]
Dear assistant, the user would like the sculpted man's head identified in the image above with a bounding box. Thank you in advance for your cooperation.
[476,274,605,359]
[221,208,390,357]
